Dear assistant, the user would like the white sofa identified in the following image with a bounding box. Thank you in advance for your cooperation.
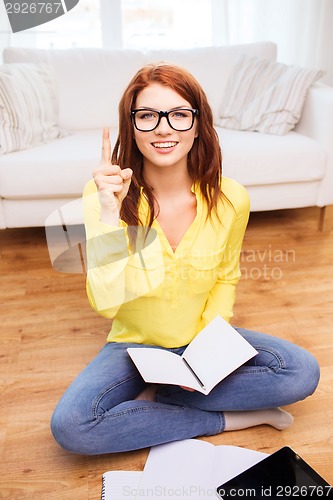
[1,42,333,230]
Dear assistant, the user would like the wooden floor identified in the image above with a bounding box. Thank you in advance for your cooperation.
[0,206,332,499]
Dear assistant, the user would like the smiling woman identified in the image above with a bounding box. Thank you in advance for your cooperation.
[131,83,199,182]
[49,62,320,456]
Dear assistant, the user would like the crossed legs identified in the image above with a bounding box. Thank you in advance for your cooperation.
[51,328,320,454]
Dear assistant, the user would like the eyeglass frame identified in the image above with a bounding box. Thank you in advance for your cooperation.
[130,107,199,132]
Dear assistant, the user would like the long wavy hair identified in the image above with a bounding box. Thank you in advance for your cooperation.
[111,63,224,229]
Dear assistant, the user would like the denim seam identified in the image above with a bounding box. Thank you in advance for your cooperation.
[242,346,286,373]
[105,404,186,420]
[229,367,278,377]
[92,373,140,419]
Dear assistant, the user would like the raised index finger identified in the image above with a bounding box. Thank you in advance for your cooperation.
[101,127,112,163]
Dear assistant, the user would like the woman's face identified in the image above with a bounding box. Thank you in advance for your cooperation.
[133,83,198,173]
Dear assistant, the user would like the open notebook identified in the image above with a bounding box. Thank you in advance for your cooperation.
[127,315,258,394]
[101,439,268,499]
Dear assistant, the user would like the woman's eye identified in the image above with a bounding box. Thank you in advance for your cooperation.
[171,111,189,119]
[138,112,156,120]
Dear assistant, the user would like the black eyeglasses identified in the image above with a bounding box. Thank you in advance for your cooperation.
[131,107,199,132]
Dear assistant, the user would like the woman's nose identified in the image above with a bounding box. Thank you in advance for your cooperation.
[155,116,172,134]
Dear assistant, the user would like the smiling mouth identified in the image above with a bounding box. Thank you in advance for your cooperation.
[152,141,178,149]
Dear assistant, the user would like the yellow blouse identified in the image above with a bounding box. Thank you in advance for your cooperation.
[83,177,250,348]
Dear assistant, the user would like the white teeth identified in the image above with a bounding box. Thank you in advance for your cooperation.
[152,142,177,149]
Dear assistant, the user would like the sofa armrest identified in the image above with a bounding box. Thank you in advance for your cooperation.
[295,83,333,207]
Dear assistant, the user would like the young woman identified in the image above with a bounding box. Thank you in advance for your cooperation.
[51,64,320,455]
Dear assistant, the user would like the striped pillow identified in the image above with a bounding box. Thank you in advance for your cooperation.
[0,63,65,154]
[217,55,324,135]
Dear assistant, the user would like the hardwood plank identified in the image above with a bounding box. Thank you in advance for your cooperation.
[0,207,332,499]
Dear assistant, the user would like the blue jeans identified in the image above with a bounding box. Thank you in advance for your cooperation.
[50,327,320,454]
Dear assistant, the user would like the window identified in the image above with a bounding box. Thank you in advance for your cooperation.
[121,0,213,49]
[7,0,214,50]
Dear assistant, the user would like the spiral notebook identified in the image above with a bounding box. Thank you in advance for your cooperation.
[101,470,143,500]
[101,440,268,499]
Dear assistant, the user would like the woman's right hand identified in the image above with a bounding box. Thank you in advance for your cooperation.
[93,128,133,224]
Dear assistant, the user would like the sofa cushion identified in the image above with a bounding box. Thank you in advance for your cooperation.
[217,55,324,134]
[217,127,326,186]
[0,128,326,201]
[3,48,147,130]
[0,62,65,153]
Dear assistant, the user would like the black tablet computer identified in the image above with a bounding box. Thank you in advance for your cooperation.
[217,446,332,499]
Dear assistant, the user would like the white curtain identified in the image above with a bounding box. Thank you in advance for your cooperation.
[212,0,333,86]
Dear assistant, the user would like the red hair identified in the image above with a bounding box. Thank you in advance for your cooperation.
[111,63,223,229]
